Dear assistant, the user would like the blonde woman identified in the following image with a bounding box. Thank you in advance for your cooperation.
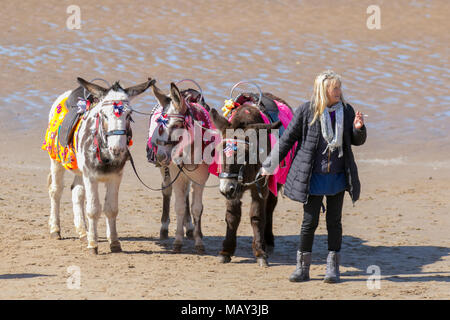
[261,70,366,283]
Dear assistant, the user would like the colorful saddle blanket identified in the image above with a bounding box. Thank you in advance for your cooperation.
[42,97,82,171]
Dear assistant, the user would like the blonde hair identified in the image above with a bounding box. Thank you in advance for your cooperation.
[310,70,346,125]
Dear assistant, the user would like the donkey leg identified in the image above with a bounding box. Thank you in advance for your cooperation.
[104,176,122,253]
[172,174,189,253]
[83,176,101,254]
[264,190,278,254]
[48,159,65,240]
[160,167,172,240]
[191,183,205,254]
[71,175,87,241]
[183,191,195,240]
[219,199,242,263]
[250,189,268,267]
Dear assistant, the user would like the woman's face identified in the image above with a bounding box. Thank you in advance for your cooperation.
[326,80,342,106]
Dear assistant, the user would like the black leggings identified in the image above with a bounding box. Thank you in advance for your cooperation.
[299,191,345,252]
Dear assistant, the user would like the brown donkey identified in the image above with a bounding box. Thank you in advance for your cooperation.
[209,96,284,267]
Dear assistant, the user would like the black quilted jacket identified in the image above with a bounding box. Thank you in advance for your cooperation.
[262,101,367,204]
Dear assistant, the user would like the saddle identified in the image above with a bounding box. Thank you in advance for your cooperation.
[235,93,285,136]
[181,88,210,111]
[57,86,93,147]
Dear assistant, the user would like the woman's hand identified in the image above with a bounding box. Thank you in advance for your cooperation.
[354,111,365,129]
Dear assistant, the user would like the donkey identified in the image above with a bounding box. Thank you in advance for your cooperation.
[148,88,210,241]
[43,77,153,254]
[148,82,213,253]
[209,94,289,267]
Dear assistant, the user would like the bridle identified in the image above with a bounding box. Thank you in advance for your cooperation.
[92,99,133,164]
[218,138,268,198]
[154,111,188,147]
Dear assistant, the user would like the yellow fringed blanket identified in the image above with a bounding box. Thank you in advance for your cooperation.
[41,97,82,171]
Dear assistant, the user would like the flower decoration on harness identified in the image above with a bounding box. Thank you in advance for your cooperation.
[156,113,169,127]
[222,99,240,118]
[113,101,125,117]
[223,141,238,158]
[76,98,90,114]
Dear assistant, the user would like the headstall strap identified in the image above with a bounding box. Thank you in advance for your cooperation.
[93,113,103,164]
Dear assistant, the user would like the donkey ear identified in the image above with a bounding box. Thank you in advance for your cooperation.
[209,108,231,133]
[170,82,186,113]
[124,78,155,100]
[151,80,171,107]
[246,120,282,130]
[77,77,108,99]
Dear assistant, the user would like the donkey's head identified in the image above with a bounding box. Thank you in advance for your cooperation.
[150,81,193,166]
[210,106,281,200]
[78,77,153,157]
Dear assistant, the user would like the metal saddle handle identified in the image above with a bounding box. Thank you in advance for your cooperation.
[83,78,112,100]
[176,78,204,105]
[230,80,262,108]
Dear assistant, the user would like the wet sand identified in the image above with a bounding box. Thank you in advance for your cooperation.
[0,0,449,299]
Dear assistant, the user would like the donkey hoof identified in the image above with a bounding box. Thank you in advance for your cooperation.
[89,247,98,255]
[195,244,205,254]
[110,242,122,253]
[160,229,169,240]
[257,257,269,268]
[185,229,194,240]
[173,243,182,253]
[50,231,61,240]
[218,254,231,264]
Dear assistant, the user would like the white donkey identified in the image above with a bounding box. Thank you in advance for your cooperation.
[44,77,153,254]
[148,82,214,253]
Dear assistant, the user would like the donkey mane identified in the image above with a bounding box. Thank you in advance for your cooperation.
[110,81,124,92]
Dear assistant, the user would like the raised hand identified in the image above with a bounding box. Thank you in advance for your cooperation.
[354,111,364,129]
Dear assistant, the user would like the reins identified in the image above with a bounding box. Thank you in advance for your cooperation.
[177,164,220,188]
[127,149,182,191]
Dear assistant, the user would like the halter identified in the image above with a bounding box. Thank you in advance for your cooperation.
[154,111,188,147]
[218,137,267,198]
[92,99,132,164]
[154,98,195,147]
[218,137,249,179]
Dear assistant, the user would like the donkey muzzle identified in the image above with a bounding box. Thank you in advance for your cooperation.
[156,152,170,166]
[219,179,240,200]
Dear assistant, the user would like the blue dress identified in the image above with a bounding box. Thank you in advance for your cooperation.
[309,110,346,196]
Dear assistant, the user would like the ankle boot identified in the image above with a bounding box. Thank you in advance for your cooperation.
[289,251,311,282]
[324,251,340,283]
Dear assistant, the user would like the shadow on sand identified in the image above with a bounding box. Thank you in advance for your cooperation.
[120,234,449,283]
[0,273,55,280]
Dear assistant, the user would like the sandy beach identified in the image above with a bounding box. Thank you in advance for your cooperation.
[0,0,448,300]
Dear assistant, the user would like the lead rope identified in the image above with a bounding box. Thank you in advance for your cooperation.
[127,149,182,191]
